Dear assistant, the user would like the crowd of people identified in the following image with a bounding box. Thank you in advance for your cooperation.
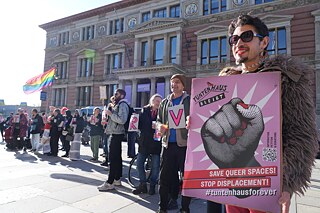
[1,14,319,213]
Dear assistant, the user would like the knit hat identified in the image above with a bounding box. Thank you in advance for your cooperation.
[170,74,186,87]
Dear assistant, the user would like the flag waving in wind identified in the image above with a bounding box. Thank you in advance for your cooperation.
[23,67,56,94]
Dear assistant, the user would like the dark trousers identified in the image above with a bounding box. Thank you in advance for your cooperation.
[127,131,136,158]
[60,135,66,149]
[0,126,4,138]
[159,143,191,211]
[103,133,110,162]
[50,131,61,156]
[107,134,124,184]
[65,139,70,154]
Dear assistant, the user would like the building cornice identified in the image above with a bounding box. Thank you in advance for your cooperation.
[116,64,185,79]
[39,0,151,30]
[131,18,186,35]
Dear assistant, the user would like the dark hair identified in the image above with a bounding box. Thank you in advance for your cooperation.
[32,108,38,113]
[228,14,269,38]
[228,14,269,54]
[116,89,126,98]
[66,110,72,117]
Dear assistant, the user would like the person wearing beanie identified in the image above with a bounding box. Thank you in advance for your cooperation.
[170,74,186,88]
[157,74,192,213]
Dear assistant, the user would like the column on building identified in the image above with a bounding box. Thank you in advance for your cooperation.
[131,79,137,107]
[51,89,56,106]
[147,36,152,66]
[163,33,168,64]
[150,77,156,95]
[176,32,182,64]
[61,88,66,106]
[80,87,84,106]
[165,76,171,97]
[134,38,139,67]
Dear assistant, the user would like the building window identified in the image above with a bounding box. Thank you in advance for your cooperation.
[154,39,164,65]
[170,36,177,63]
[154,8,167,18]
[76,86,92,106]
[255,0,273,4]
[53,88,66,107]
[105,52,123,73]
[105,84,118,101]
[142,12,151,23]
[56,61,68,79]
[110,18,124,35]
[109,20,113,35]
[79,58,93,77]
[203,0,226,15]
[267,27,287,55]
[81,25,95,41]
[141,41,148,66]
[201,36,227,64]
[170,5,180,18]
[113,53,123,69]
[58,32,69,46]
[116,18,124,34]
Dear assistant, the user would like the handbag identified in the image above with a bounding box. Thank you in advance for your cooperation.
[66,134,74,141]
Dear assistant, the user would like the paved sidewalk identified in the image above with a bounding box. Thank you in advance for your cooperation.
[0,138,319,213]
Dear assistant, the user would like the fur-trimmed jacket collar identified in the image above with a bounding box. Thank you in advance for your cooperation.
[221,55,319,195]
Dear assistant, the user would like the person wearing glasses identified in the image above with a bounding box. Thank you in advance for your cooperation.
[204,14,319,213]
[97,89,129,191]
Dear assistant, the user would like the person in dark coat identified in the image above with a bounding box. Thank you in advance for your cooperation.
[88,107,103,161]
[49,108,64,156]
[62,110,73,157]
[0,113,5,141]
[132,94,163,195]
[30,108,44,152]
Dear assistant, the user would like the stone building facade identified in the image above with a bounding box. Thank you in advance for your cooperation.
[39,0,320,125]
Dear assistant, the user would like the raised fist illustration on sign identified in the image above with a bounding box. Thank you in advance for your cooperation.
[201,98,265,198]
[201,98,264,169]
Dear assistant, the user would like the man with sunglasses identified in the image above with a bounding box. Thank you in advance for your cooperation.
[98,89,129,191]
[205,14,319,213]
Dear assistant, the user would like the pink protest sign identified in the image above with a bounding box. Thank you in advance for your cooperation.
[128,113,139,132]
[182,72,282,213]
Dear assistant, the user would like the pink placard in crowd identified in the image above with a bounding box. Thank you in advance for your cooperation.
[182,72,282,213]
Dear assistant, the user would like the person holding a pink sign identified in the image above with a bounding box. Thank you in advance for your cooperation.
[157,74,192,213]
[88,107,103,162]
[207,14,319,213]
[132,93,162,196]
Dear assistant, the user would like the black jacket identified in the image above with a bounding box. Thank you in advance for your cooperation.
[74,115,85,133]
[30,114,44,134]
[138,105,161,155]
[88,114,103,136]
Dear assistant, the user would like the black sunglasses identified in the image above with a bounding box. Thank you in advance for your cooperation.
[229,30,264,46]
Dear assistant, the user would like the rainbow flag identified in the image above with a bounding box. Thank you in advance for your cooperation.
[23,67,56,94]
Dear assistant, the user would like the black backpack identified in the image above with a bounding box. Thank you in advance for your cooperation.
[120,101,134,132]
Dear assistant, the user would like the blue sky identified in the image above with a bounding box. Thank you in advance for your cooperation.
[0,0,119,106]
